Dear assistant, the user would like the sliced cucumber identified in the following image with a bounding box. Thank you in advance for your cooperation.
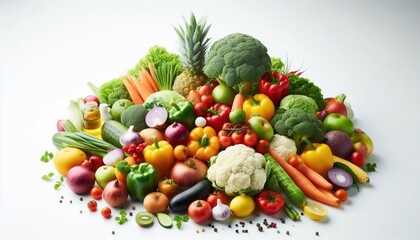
[135,211,154,227]
[156,213,173,228]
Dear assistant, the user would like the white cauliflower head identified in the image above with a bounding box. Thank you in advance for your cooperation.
[207,144,266,196]
[269,134,297,159]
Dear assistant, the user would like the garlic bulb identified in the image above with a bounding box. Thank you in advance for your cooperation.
[212,199,231,221]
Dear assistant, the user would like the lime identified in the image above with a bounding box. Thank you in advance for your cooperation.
[229,109,246,124]
[303,202,328,221]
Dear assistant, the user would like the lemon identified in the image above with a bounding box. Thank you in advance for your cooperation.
[303,202,328,221]
[229,195,255,218]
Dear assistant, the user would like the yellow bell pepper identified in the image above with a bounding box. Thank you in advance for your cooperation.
[300,140,334,177]
[243,93,275,121]
[143,137,175,179]
[187,126,220,161]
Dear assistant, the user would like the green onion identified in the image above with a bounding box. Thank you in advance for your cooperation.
[52,132,116,157]
[153,62,180,90]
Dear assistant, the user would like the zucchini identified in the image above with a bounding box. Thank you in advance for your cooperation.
[264,154,306,209]
[101,120,128,148]
[169,179,213,213]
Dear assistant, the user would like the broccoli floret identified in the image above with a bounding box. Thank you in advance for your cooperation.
[272,108,325,153]
[203,33,271,93]
[128,45,182,78]
[288,74,326,110]
[98,78,132,106]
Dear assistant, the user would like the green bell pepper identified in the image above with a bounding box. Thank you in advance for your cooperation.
[126,163,158,202]
[169,101,196,130]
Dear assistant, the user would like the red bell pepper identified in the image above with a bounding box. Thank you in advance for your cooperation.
[205,103,231,133]
[259,71,289,107]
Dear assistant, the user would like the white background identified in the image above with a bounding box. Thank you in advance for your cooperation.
[1,0,420,239]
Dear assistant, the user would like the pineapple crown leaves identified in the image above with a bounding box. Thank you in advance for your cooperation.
[174,13,211,73]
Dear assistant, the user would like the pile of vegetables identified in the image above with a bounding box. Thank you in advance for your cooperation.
[43,12,376,233]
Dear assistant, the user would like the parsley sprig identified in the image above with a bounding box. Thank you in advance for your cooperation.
[365,163,377,172]
[115,209,128,225]
[40,151,54,162]
[42,172,55,181]
[173,214,189,229]
[54,176,64,190]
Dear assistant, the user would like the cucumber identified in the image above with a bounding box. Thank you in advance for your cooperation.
[169,179,213,213]
[156,213,173,228]
[265,154,306,209]
[101,120,128,148]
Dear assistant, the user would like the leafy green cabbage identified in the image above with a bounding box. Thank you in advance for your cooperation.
[279,94,318,115]
[143,90,186,110]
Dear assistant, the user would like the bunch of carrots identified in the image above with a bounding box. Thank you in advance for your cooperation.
[122,63,159,104]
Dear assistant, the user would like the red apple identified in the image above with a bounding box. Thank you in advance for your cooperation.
[89,155,104,172]
[84,95,100,105]
[353,142,368,158]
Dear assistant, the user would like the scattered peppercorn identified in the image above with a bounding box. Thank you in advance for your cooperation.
[131,205,136,210]
[69,200,73,204]
[201,228,205,232]
[277,230,280,234]
[235,224,238,227]
[280,218,285,224]
[112,231,115,235]
[316,231,320,236]
[235,229,239,233]
[214,228,218,232]
[59,200,62,203]
[286,230,290,235]
[301,212,304,216]
[80,197,83,201]
[258,226,263,232]
[196,229,199,233]
[249,220,253,224]
[129,212,133,217]
[228,224,232,228]
[80,210,83,214]
[61,196,64,199]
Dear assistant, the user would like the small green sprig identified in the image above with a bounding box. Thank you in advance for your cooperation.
[40,151,54,162]
[115,209,128,225]
[173,214,189,229]
[42,172,55,181]
[54,176,64,190]
[365,163,377,172]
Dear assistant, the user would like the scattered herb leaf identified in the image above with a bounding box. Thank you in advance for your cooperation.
[54,176,64,190]
[115,209,128,225]
[42,172,55,181]
[173,214,189,229]
[40,151,54,163]
[365,163,377,172]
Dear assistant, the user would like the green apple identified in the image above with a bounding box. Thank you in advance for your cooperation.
[248,116,274,141]
[229,109,246,124]
[95,165,116,189]
[111,99,133,122]
[212,83,236,106]
[351,128,374,156]
[323,113,354,136]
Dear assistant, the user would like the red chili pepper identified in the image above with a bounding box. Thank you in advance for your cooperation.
[259,71,289,107]
[205,103,231,132]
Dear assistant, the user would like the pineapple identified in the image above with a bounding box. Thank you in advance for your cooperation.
[172,13,211,97]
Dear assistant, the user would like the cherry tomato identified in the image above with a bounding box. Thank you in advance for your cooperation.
[351,151,365,167]
[256,190,284,215]
[256,139,270,154]
[208,80,219,90]
[90,186,103,200]
[158,178,180,199]
[81,160,90,169]
[218,130,229,138]
[206,190,228,208]
[200,94,214,106]
[198,85,212,96]
[334,189,348,202]
[87,200,97,212]
[174,145,188,161]
[194,101,208,117]
[101,207,112,219]
[188,200,212,223]
[231,131,245,145]
[243,131,258,148]
[219,135,232,148]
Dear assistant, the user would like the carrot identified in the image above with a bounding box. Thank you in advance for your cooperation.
[269,148,342,208]
[231,93,245,111]
[287,154,333,191]
[121,77,143,104]
[128,75,153,101]
[318,188,341,203]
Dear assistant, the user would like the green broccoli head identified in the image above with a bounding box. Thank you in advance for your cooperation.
[273,108,325,152]
[203,33,271,89]
[288,74,326,110]
[99,78,132,106]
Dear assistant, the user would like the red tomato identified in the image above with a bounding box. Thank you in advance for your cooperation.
[256,139,270,154]
[188,200,212,223]
[206,191,228,208]
[81,160,90,169]
[200,94,214,106]
[90,186,103,200]
[198,85,212,96]
[231,131,245,145]
[87,200,97,212]
[334,189,348,202]
[351,151,365,167]
[101,207,112,219]
[256,190,284,215]
[194,101,209,117]
[219,135,232,148]
[243,131,258,148]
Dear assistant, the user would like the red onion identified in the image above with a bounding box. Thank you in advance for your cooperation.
[170,158,207,189]
[103,148,125,166]
[119,125,143,147]
[327,167,353,189]
[146,104,168,129]
[165,122,189,146]
[66,166,95,194]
